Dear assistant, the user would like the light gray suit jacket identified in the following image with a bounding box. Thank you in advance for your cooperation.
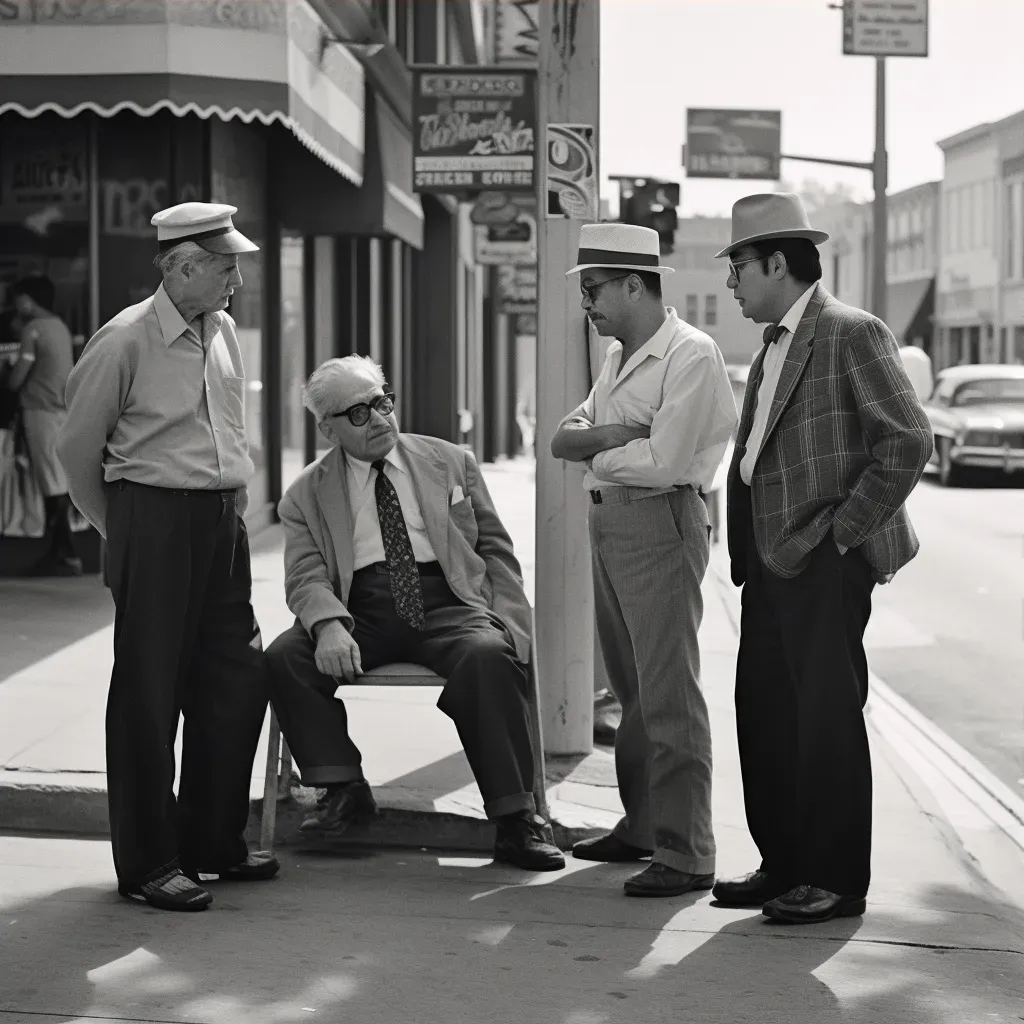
[278,434,532,664]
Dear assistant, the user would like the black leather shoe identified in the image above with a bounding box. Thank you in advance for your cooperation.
[572,833,653,862]
[118,868,212,912]
[184,851,280,884]
[623,862,716,898]
[712,870,794,908]
[593,690,621,745]
[300,779,378,835]
[762,885,867,924]
[493,813,565,871]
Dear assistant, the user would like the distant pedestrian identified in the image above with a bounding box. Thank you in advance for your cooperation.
[714,193,932,924]
[5,276,79,575]
[58,203,276,912]
[552,223,737,898]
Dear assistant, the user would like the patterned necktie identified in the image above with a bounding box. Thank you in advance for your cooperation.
[763,323,786,346]
[372,459,426,630]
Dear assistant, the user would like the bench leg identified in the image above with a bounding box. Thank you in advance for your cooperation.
[527,643,550,820]
[260,708,282,851]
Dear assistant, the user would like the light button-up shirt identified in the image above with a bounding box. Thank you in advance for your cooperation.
[568,309,737,493]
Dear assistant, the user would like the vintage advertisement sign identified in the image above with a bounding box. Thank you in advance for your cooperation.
[412,68,537,193]
[843,0,928,57]
[685,109,782,180]
[545,124,598,219]
[496,263,537,315]
[493,0,539,63]
[472,193,536,264]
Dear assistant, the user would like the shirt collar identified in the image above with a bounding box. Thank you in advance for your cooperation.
[777,284,817,338]
[152,283,221,347]
[345,443,405,489]
[610,307,679,362]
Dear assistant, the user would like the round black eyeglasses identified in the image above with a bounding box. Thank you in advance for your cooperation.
[328,392,396,427]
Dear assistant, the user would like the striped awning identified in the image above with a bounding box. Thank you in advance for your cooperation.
[0,0,365,185]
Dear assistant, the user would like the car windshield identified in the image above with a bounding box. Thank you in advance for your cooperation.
[951,378,1024,406]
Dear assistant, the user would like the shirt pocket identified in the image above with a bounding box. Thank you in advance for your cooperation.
[610,381,661,427]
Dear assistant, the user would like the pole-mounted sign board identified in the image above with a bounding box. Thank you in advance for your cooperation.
[843,0,928,58]
[685,109,781,180]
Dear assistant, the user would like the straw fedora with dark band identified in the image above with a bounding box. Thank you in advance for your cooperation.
[152,202,259,255]
[566,223,675,277]
[715,193,829,259]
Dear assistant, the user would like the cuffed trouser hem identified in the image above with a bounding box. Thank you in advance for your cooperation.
[485,792,535,820]
[653,848,716,875]
[612,821,654,851]
[299,765,365,786]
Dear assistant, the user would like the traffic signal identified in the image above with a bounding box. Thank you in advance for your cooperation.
[616,178,680,254]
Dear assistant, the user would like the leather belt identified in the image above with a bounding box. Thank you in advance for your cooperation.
[589,484,695,505]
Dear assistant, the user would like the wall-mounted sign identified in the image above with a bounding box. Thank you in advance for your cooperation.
[494,0,539,63]
[496,263,537,315]
[413,68,537,194]
[843,0,928,58]
[545,123,597,219]
[685,108,781,180]
[473,193,536,264]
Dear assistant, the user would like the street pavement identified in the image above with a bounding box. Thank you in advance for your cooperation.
[1,457,1024,1022]
[865,467,1024,794]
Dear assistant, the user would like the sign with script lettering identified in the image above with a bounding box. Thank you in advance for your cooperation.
[685,108,781,180]
[412,67,537,194]
[843,0,928,58]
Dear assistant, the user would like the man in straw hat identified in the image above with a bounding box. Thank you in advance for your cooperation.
[59,202,276,912]
[712,193,932,924]
[551,223,737,897]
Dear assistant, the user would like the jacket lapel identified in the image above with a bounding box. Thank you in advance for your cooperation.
[758,284,827,454]
[399,437,451,571]
[315,447,354,579]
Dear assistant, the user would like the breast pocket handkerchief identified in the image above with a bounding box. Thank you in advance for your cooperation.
[450,485,466,505]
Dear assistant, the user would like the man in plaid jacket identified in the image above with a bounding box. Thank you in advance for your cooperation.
[711,194,933,925]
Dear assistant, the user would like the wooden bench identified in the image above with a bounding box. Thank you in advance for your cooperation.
[259,655,549,850]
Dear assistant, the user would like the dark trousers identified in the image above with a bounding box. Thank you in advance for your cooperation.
[736,526,876,897]
[43,493,76,561]
[266,566,535,820]
[104,481,269,885]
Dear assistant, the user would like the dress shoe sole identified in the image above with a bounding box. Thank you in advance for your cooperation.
[711,888,792,908]
[762,896,867,924]
[118,885,212,912]
[624,876,716,898]
[572,847,653,863]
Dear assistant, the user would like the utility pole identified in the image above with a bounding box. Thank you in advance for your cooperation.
[871,55,888,324]
[534,0,600,755]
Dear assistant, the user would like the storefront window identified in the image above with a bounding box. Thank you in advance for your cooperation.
[210,120,268,517]
[280,234,307,493]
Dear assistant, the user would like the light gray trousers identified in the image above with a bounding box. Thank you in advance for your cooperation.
[589,485,715,875]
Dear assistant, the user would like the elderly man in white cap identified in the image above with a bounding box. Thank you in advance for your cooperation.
[550,223,737,898]
[59,202,276,912]
[712,193,932,924]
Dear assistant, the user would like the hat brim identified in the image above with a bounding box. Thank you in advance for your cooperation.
[714,228,829,260]
[566,262,675,278]
[196,228,260,255]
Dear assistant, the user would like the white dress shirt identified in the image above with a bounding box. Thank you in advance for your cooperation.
[345,446,438,569]
[739,284,817,486]
[568,308,738,493]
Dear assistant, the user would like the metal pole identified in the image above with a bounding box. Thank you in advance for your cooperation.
[871,55,888,323]
[535,0,600,755]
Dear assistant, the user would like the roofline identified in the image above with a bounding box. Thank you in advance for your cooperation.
[938,122,994,152]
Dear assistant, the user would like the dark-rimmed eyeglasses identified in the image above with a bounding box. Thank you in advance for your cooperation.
[727,255,766,279]
[580,272,631,303]
[327,392,395,427]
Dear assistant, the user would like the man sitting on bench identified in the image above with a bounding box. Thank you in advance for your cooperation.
[266,355,564,871]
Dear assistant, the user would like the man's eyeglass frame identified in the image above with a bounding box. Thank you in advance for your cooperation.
[327,392,396,427]
[580,272,632,303]
[727,254,769,280]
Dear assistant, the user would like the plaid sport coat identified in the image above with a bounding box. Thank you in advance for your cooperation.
[726,284,933,586]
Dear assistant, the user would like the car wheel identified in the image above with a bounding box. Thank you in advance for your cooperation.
[937,437,963,487]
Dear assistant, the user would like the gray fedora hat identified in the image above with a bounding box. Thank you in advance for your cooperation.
[715,192,829,259]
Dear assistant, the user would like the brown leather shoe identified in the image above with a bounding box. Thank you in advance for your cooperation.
[623,862,716,898]
[300,779,378,835]
[712,870,794,908]
[762,885,867,924]
[572,833,652,862]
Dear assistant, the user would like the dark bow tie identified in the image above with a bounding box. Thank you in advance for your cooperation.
[762,324,786,346]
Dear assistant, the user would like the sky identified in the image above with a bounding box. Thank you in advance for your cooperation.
[599,0,1024,217]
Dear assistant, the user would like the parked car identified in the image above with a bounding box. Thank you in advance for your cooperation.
[922,364,1024,486]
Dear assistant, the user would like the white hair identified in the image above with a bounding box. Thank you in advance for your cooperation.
[152,241,218,278]
[302,355,388,420]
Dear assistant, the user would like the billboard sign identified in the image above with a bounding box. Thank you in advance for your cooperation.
[413,68,537,194]
[843,0,928,57]
[473,194,537,264]
[685,108,781,181]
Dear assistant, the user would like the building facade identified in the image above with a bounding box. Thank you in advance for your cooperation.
[0,0,517,574]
